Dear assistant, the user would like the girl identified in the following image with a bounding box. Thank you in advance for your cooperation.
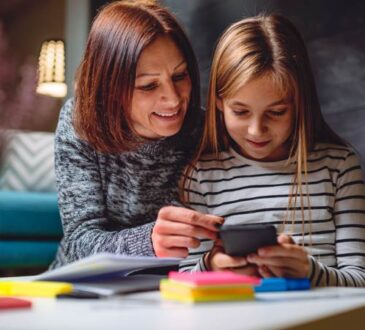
[179,14,365,287]
[51,0,222,268]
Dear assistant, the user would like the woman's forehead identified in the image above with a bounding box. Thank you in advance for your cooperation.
[136,36,186,74]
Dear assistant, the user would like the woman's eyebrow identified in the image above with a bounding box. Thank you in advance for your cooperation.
[174,59,187,70]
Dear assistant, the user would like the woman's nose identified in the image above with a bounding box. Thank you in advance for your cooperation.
[161,81,180,108]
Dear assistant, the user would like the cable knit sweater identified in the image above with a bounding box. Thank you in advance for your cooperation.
[50,99,202,268]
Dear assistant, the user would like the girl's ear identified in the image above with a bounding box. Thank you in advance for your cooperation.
[216,98,224,112]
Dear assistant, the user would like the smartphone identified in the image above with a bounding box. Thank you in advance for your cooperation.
[219,224,277,256]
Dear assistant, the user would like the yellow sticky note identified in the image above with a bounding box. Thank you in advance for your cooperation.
[160,279,255,303]
[0,281,73,298]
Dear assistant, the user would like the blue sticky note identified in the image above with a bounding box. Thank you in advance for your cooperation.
[254,278,287,292]
[286,278,310,291]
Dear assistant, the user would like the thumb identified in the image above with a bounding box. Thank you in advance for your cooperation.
[277,233,295,245]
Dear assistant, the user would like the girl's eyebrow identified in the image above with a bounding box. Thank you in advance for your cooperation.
[229,99,290,107]
[267,99,291,107]
[136,59,187,78]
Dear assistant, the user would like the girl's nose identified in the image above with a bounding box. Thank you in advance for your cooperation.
[247,118,267,136]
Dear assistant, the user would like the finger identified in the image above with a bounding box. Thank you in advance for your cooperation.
[154,219,218,240]
[213,252,248,269]
[154,246,190,258]
[232,265,260,277]
[247,255,304,271]
[263,265,288,278]
[257,244,307,259]
[214,239,223,247]
[154,234,201,250]
[258,265,273,278]
[158,206,223,231]
[277,233,295,244]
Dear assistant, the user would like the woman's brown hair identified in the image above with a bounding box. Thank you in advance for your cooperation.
[183,14,347,229]
[73,0,200,152]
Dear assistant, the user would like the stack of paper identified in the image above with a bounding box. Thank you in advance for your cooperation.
[160,271,260,303]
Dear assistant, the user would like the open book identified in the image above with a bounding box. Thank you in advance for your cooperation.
[31,253,181,282]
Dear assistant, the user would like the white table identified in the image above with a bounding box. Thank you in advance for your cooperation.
[1,287,365,330]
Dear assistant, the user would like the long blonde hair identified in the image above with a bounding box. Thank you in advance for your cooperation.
[183,14,346,230]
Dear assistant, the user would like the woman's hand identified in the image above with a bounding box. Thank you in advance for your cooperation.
[152,206,223,258]
[246,234,309,278]
[204,244,260,277]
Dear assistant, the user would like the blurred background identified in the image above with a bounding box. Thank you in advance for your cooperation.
[0,0,364,132]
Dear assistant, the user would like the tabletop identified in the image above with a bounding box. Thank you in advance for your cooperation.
[1,287,365,330]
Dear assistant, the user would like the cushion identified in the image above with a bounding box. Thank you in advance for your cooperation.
[0,191,62,238]
[0,241,59,268]
[0,130,56,192]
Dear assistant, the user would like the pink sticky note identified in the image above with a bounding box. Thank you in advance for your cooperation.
[168,271,261,286]
[0,297,32,310]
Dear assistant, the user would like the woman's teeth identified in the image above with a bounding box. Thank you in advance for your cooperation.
[154,111,178,117]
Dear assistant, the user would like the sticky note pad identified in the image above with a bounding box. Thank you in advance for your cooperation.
[254,278,311,292]
[0,297,32,310]
[160,279,254,303]
[0,281,73,298]
[254,278,287,292]
[286,278,310,290]
[168,271,261,286]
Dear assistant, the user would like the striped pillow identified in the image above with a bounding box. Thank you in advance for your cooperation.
[0,130,56,192]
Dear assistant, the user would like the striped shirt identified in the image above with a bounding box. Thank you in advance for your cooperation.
[179,144,365,287]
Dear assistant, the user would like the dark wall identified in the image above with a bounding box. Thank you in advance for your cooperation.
[164,0,365,159]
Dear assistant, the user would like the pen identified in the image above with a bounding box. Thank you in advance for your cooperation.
[56,290,102,299]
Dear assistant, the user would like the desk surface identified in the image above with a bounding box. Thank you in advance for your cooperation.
[1,287,365,330]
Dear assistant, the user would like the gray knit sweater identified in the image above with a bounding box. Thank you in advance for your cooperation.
[50,99,202,268]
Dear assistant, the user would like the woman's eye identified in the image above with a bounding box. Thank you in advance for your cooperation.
[172,72,188,82]
[137,83,158,91]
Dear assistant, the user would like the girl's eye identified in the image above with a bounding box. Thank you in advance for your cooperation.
[172,71,188,82]
[233,109,249,116]
[137,83,158,91]
[269,109,287,117]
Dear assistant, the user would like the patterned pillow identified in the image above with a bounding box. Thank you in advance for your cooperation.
[0,130,56,192]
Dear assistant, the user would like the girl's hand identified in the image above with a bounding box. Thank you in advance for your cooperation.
[152,206,223,258]
[204,245,260,277]
[246,234,309,278]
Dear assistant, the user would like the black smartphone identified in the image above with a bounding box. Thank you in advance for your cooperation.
[219,224,277,256]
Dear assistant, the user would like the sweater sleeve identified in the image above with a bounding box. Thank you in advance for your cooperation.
[53,99,155,267]
[308,150,365,287]
[179,167,214,272]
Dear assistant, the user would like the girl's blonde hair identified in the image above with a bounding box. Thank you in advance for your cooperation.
[183,14,346,229]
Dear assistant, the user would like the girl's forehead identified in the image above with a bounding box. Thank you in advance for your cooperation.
[226,74,293,102]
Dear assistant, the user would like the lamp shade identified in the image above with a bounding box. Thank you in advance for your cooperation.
[36,39,67,98]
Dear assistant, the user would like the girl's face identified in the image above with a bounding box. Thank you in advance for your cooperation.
[130,36,192,139]
[218,75,294,162]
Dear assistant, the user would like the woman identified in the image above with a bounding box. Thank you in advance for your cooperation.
[51,0,222,268]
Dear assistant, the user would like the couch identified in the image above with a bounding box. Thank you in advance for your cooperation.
[0,131,63,271]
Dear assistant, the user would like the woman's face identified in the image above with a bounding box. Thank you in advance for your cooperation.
[218,75,294,162]
[130,36,192,139]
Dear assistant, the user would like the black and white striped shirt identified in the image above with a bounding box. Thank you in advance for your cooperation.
[180,144,365,287]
